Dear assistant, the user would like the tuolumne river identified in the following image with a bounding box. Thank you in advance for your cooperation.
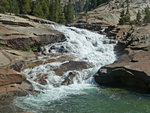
[2,25,150,113]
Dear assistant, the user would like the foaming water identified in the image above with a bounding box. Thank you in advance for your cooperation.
[14,25,117,112]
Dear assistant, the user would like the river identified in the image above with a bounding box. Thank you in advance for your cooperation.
[1,25,150,113]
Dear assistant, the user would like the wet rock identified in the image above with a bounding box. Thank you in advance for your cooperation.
[20,80,33,91]
[9,61,25,72]
[58,46,68,53]
[54,61,91,76]
[61,72,77,85]
[95,66,150,93]
[50,45,56,50]
[34,74,48,85]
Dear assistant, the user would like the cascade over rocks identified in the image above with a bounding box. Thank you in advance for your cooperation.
[0,14,68,100]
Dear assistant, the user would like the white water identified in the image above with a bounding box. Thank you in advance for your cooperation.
[14,25,117,111]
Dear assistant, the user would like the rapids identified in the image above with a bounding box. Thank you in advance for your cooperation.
[13,24,117,113]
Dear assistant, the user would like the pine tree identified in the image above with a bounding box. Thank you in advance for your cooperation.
[136,10,142,23]
[85,0,89,12]
[90,0,97,8]
[65,0,74,23]
[119,10,125,25]
[40,0,49,19]
[9,0,19,14]
[0,0,10,13]
[85,0,89,21]
[144,6,150,23]
[58,4,66,24]
[55,0,61,22]
[32,0,44,18]
[125,7,130,23]
[19,0,32,14]
[59,13,66,24]
[49,0,56,21]
[119,8,131,25]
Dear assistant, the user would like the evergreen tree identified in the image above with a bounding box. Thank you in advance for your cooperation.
[78,0,83,12]
[65,0,74,23]
[85,0,89,21]
[144,6,150,23]
[9,0,19,14]
[125,7,130,23]
[59,13,66,24]
[55,0,61,22]
[119,8,131,25]
[0,0,10,13]
[40,0,49,19]
[136,10,142,23]
[58,4,66,24]
[0,0,74,24]
[119,10,125,25]
[32,0,44,18]
[91,0,97,8]
[49,0,56,21]
[19,0,32,14]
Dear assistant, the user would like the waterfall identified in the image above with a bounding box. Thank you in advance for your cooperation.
[14,24,117,112]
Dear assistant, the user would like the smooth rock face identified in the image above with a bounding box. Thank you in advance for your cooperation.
[0,14,65,50]
[0,49,35,68]
[94,24,150,93]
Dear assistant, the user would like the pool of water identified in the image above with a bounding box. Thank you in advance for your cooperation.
[1,87,150,113]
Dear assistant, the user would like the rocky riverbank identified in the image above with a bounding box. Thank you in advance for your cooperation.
[0,11,150,102]
[70,18,150,93]
[93,23,150,93]
[0,14,94,100]
[0,13,67,100]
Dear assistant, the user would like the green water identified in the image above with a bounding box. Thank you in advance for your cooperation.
[1,87,150,113]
